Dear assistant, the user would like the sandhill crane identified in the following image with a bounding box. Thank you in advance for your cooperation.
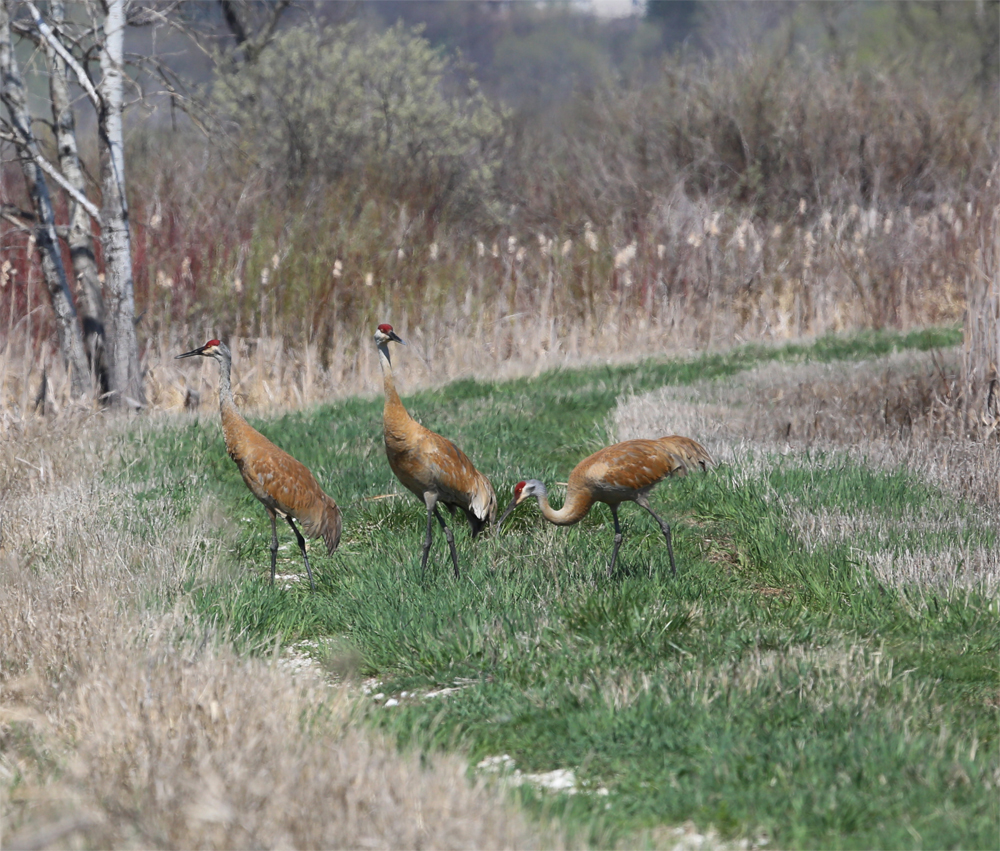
[499,436,712,576]
[374,323,497,578]
[176,340,341,591]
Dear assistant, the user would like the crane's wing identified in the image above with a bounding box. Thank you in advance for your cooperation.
[420,430,497,525]
[655,435,713,472]
[238,438,323,517]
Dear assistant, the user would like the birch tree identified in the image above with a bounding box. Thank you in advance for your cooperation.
[45,0,108,396]
[97,0,143,408]
[0,0,144,408]
[0,0,91,399]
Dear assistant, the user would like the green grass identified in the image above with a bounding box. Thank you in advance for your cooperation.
[114,326,998,850]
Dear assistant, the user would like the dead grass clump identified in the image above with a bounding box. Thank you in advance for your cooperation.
[0,413,550,850]
[615,349,1000,507]
[2,610,544,849]
[60,634,539,850]
[782,504,999,598]
[613,348,1000,596]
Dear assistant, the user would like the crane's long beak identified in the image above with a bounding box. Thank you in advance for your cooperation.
[497,497,521,528]
[388,330,405,345]
[176,344,209,359]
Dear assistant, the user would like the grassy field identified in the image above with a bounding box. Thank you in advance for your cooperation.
[123,326,996,848]
[3,326,997,849]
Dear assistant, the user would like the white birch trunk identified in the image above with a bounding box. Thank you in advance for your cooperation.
[98,0,144,408]
[1,0,91,399]
[46,0,108,395]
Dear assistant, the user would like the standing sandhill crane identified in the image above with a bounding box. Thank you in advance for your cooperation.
[499,436,712,576]
[176,340,341,591]
[374,324,497,578]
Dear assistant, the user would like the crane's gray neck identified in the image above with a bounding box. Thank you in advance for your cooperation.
[377,342,405,412]
[376,342,392,371]
[216,353,235,411]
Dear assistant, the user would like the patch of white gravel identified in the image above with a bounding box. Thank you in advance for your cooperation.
[475,754,607,797]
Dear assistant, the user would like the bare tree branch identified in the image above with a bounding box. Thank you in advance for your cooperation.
[25,1,101,109]
[1,208,33,231]
[220,0,291,64]
[0,126,101,219]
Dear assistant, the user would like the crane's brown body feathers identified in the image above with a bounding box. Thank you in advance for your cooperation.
[564,436,712,522]
[375,324,497,576]
[501,435,712,575]
[220,401,342,555]
[177,340,341,590]
[382,392,497,536]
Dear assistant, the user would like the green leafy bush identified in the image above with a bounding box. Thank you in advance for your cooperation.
[211,21,505,223]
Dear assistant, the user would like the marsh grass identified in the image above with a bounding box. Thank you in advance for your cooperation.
[2,180,991,418]
[47,327,988,850]
[2,328,996,849]
[0,415,547,849]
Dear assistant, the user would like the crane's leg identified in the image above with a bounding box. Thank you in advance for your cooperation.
[608,504,624,577]
[285,516,316,592]
[636,494,676,576]
[268,510,279,585]
[434,507,460,578]
[421,493,438,579]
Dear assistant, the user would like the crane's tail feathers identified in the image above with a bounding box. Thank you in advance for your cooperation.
[658,435,714,473]
[467,476,498,537]
[467,511,489,539]
[314,493,343,555]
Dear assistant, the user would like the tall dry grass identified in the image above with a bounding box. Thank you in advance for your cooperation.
[0,414,550,850]
[962,191,1000,435]
[614,348,1000,598]
[2,182,990,419]
[1,23,996,418]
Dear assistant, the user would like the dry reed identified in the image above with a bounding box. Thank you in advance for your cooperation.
[2,189,988,420]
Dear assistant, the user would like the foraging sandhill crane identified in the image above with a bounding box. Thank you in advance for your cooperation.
[499,436,712,576]
[176,340,341,591]
[374,323,497,577]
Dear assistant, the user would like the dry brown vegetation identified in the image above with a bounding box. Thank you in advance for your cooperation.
[615,348,1000,598]
[0,415,549,850]
[2,183,993,419]
[2,6,998,846]
[2,4,996,418]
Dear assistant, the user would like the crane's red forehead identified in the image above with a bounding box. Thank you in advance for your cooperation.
[514,481,527,495]
[205,339,221,347]
[377,323,394,334]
